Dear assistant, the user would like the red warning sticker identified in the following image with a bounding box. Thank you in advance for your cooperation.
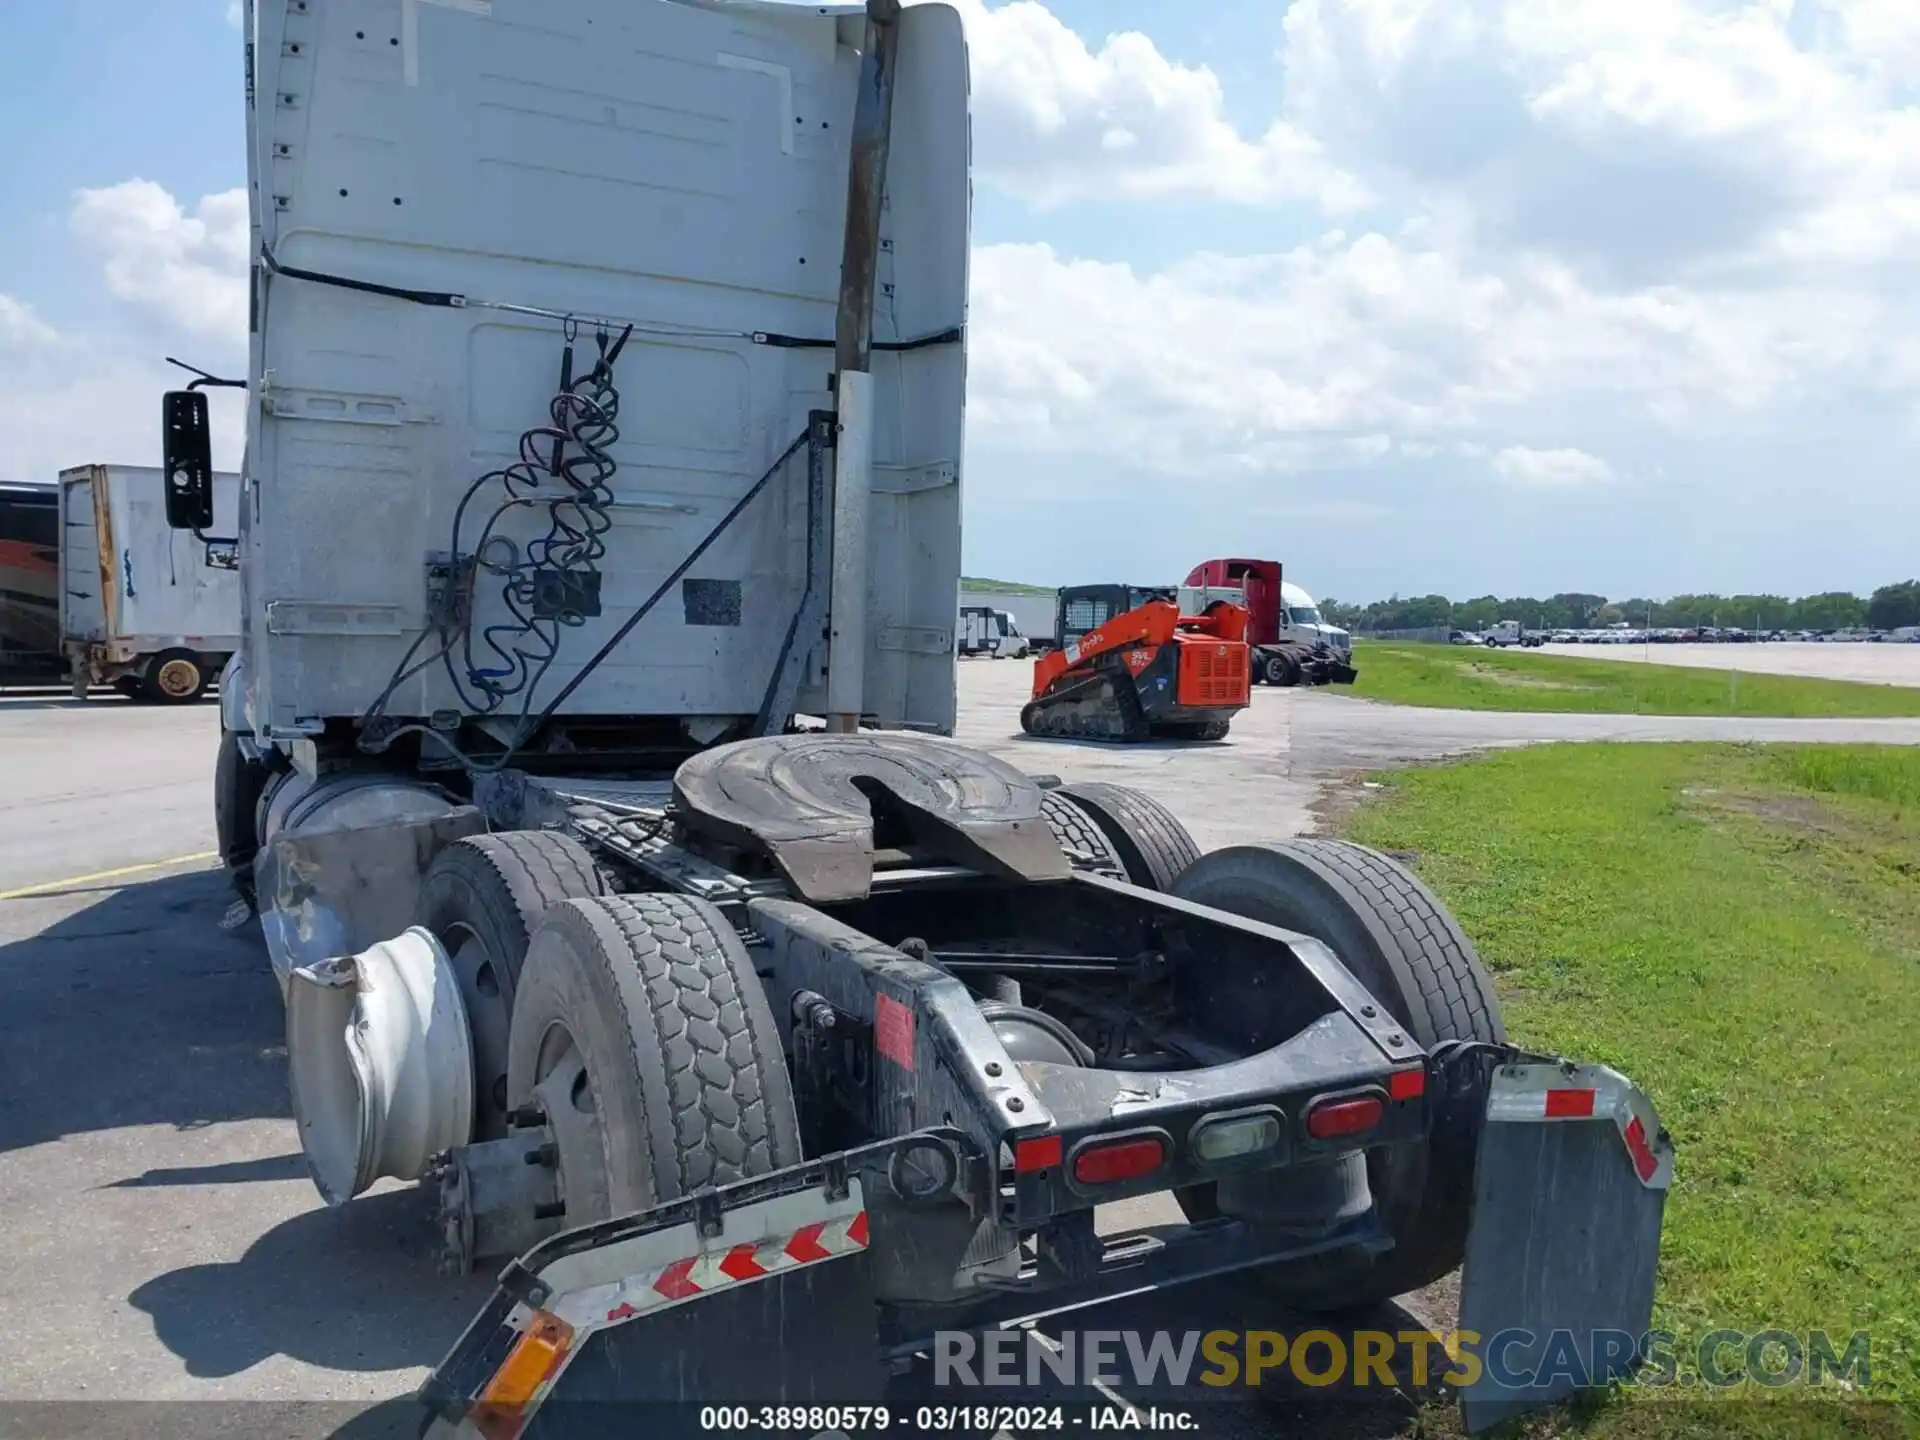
[874,993,915,1072]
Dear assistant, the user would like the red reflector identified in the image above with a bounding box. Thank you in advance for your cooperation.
[1388,1068,1426,1101]
[1014,1135,1063,1173]
[1623,1114,1659,1182]
[1545,1088,1597,1118]
[1071,1136,1167,1185]
[1306,1096,1384,1140]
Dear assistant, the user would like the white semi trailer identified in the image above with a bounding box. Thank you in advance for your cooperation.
[164,3,1670,1432]
[958,586,1056,648]
[59,463,242,701]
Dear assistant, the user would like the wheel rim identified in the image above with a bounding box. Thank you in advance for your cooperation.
[446,928,513,1124]
[156,658,201,698]
[530,1022,611,1223]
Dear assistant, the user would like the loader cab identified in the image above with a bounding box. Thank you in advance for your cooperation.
[1055,583,1173,651]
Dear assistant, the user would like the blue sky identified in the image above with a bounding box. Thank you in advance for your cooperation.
[0,3,244,328]
[4,0,1918,606]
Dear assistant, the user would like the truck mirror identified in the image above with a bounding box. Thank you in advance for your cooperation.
[162,389,216,531]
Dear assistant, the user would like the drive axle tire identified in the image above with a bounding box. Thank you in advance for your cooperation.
[1170,840,1504,1310]
[507,894,802,1223]
[420,832,607,1140]
[1040,789,1127,879]
[144,648,209,704]
[212,731,273,910]
[1264,653,1300,688]
[1056,783,1203,891]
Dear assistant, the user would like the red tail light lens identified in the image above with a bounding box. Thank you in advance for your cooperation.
[1071,1135,1167,1185]
[1014,1135,1063,1172]
[1306,1095,1384,1140]
[1388,1067,1427,1101]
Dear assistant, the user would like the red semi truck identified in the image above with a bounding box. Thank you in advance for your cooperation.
[1185,557,1357,687]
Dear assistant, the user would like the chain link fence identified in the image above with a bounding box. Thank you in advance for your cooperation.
[1350,626,1453,644]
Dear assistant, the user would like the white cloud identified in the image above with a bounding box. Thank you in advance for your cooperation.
[1830,0,1920,84]
[70,181,250,339]
[948,0,1920,546]
[1491,445,1614,486]
[1279,0,1920,278]
[0,295,59,348]
[949,0,1367,212]
[0,181,248,483]
[226,0,243,29]
[12,4,1920,592]
[0,293,245,481]
[966,228,1899,485]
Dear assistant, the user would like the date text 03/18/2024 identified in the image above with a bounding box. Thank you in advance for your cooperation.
[697,1406,1203,1433]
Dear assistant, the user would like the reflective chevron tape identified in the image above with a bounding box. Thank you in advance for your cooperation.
[1484,1062,1675,1190]
[549,1195,869,1334]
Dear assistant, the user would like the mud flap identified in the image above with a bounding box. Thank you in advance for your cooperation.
[1457,1063,1674,1433]
[424,1166,900,1440]
[528,1257,885,1438]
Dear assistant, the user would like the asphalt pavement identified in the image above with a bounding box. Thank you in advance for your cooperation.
[3,671,1917,1433]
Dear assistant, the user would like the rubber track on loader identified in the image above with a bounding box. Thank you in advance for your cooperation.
[1020,664,1151,742]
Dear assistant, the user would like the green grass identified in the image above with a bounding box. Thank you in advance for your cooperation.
[1348,643,1920,717]
[1339,743,1920,1438]
[960,576,1056,596]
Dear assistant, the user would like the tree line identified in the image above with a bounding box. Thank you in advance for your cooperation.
[1319,580,1920,634]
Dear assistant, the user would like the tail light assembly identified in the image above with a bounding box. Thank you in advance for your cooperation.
[1065,1129,1170,1190]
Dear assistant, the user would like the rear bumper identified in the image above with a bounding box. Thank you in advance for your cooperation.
[418,1060,1675,1437]
[417,1131,1397,1433]
[1007,1014,1423,1223]
[749,888,1424,1231]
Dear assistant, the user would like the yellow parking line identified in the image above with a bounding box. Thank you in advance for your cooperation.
[0,851,221,901]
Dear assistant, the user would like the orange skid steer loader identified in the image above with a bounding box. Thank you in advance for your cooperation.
[1021,593,1252,742]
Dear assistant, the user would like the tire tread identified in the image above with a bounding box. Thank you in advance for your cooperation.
[426,831,607,991]
[557,893,798,1200]
[1056,782,1203,891]
[1040,790,1126,878]
[1169,839,1503,1308]
[1271,839,1501,1047]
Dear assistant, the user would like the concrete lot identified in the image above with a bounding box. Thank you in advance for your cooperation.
[1537,639,1920,687]
[4,669,1919,1428]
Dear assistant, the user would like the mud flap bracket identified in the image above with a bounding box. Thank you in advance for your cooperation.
[421,1136,977,1439]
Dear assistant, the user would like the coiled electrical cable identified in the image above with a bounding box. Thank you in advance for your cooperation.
[358,321,627,743]
[446,321,632,721]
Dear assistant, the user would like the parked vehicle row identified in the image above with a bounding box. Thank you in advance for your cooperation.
[1548,626,1918,645]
